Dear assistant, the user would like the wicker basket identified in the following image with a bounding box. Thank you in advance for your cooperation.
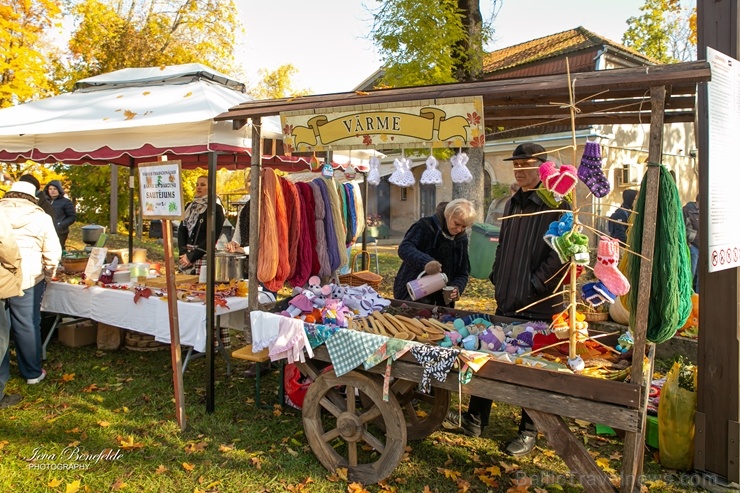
[338,251,382,290]
[584,311,610,322]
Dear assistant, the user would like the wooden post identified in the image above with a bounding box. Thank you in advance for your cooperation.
[248,119,262,312]
[205,152,217,413]
[620,85,665,493]
[162,220,186,430]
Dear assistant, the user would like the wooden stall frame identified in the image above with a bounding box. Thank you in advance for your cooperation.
[217,61,712,492]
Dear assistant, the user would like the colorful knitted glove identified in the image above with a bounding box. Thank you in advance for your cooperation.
[570,231,590,265]
[543,212,574,249]
[577,142,610,198]
[552,231,575,264]
[548,164,579,196]
[538,161,559,189]
[593,236,630,296]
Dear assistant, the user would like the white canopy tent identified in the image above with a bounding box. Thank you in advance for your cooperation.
[0,63,296,168]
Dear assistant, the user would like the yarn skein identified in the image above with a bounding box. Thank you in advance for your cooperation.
[257,168,279,284]
[314,178,342,272]
[351,181,365,239]
[280,177,302,279]
[309,181,332,278]
[292,182,320,283]
[263,176,290,292]
[625,165,693,343]
[321,177,350,267]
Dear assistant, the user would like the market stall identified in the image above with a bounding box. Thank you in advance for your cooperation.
[216,60,711,493]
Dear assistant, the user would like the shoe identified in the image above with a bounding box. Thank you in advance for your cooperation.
[244,363,272,378]
[26,369,47,385]
[505,432,537,456]
[442,410,482,437]
[0,394,22,409]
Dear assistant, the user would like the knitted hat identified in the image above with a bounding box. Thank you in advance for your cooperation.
[9,180,37,197]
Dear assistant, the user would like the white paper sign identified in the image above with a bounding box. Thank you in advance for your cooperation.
[138,160,185,220]
[706,48,740,272]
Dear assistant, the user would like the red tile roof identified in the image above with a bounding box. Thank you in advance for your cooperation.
[483,26,655,75]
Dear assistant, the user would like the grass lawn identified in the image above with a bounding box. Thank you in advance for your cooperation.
[0,226,706,492]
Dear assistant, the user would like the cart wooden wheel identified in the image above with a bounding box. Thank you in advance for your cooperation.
[359,379,451,440]
[302,369,407,485]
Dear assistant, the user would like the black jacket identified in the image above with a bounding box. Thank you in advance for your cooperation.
[490,187,569,320]
[44,180,76,235]
[177,202,225,264]
[393,206,470,306]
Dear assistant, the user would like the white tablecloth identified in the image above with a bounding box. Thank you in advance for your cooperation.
[41,282,249,353]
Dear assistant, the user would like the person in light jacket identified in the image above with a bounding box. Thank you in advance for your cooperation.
[0,180,62,387]
[44,180,76,250]
[0,208,23,409]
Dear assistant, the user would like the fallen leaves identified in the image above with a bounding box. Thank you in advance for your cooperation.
[182,462,195,472]
[436,467,461,481]
[117,435,144,450]
[347,482,370,493]
[61,373,75,383]
[65,479,81,493]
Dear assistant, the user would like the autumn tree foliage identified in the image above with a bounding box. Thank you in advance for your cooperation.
[622,0,697,63]
[0,0,63,107]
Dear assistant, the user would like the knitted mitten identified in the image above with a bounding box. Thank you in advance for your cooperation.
[549,164,578,196]
[543,212,572,249]
[552,231,575,264]
[538,161,559,189]
[593,281,616,304]
[581,281,615,307]
[577,142,610,198]
[594,236,630,295]
[570,231,590,265]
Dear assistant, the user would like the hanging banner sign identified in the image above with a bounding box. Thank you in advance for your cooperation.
[280,96,484,152]
[138,160,185,220]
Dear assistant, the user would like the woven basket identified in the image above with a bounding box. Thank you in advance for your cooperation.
[584,311,610,322]
[125,331,168,351]
[338,251,382,290]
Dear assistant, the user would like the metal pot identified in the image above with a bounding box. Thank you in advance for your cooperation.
[81,224,105,245]
[214,252,246,282]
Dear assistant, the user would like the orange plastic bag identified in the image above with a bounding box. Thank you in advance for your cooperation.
[658,361,697,470]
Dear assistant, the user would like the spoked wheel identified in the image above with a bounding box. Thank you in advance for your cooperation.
[359,379,451,440]
[302,369,407,485]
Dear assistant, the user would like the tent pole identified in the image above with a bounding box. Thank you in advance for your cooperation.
[362,172,368,270]
[128,157,135,260]
[247,119,262,313]
[206,152,217,413]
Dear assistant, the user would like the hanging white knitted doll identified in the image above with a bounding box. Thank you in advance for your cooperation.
[367,155,381,185]
[420,155,443,185]
[450,151,473,183]
[389,156,415,187]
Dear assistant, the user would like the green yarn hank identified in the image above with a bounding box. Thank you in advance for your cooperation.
[625,164,693,344]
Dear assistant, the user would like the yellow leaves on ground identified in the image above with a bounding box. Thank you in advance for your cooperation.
[61,373,75,383]
[98,420,110,427]
[218,444,234,453]
[506,475,532,493]
[436,467,462,481]
[182,462,195,472]
[155,464,167,474]
[111,477,127,490]
[347,482,370,493]
[596,457,617,474]
[65,479,81,493]
[117,435,144,450]
[326,467,348,482]
[644,479,669,489]
[184,441,208,454]
[0,440,8,450]
[285,477,313,493]
[48,478,63,487]
[250,455,262,469]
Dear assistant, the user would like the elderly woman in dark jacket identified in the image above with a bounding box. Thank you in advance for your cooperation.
[177,175,225,275]
[393,199,475,306]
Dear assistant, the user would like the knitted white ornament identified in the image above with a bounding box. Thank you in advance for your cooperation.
[367,156,381,186]
[450,152,473,183]
[420,155,443,185]
[388,157,415,187]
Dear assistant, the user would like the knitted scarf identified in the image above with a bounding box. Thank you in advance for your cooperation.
[308,181,332,278]
[257,169,279,284]
[351,181,365,240]
[280,177,302,279]
[263,174,290,292]
[625,164,693,343]
[293,182,320,282]
[184,195,208,235]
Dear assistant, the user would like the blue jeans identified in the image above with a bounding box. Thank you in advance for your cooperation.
[689,244,699,292]
[0,300,9,398]
[1,281,46,381]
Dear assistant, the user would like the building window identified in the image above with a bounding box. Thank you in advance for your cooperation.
[401,188,407,201]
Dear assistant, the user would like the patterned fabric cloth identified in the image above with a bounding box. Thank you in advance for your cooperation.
[324,329,388,377]
[304,323,341,349]
[365,338,419,401]
[410,344,460,393]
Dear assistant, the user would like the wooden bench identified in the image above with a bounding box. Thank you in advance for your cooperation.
[231,345,284,408]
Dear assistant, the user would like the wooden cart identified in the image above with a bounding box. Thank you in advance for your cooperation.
[295,329,646,492]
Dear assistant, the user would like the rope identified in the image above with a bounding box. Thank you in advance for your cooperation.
[257,168,279,284]
[625,164,693,343]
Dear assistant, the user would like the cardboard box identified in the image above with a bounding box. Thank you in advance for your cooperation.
[58,320,98,348]
[97,322,125,350]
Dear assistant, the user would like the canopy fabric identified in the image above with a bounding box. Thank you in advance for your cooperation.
[0,64,295,168]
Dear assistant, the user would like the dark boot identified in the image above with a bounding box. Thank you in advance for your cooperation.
[442,410,482,437]
[504,431,537,456]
